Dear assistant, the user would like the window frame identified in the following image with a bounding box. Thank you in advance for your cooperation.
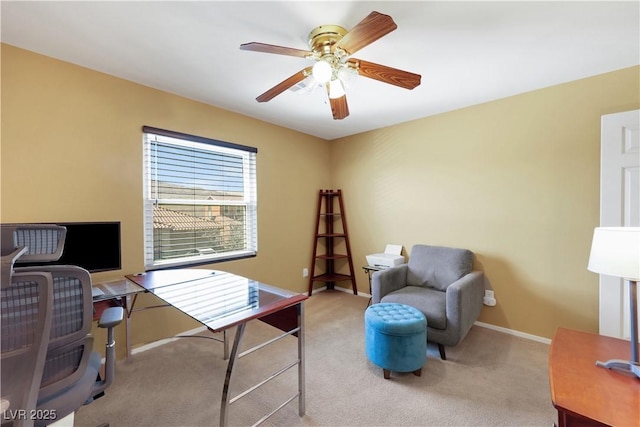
[142,126,257,270]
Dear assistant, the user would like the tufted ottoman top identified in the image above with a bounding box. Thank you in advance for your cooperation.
[365,303,426,336]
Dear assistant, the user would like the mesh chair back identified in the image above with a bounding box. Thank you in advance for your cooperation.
[1,270,53,427]
[16,266,94,400]
[0,224,66,262]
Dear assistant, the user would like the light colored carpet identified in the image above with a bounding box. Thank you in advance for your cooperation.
[75,290,557,426]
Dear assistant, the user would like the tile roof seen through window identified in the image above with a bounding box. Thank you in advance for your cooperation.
[153,206,222,231]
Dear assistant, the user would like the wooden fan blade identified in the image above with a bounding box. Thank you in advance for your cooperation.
[350,59,421,90]
[326,87,349,120]
[334,11,397,55]
[240,42,313,59]
[256,67,312,103]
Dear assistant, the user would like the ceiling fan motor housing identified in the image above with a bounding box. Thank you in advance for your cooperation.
[308,25,348,57]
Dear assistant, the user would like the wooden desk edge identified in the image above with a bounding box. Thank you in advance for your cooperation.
[549,327,640,427]
[208,293,307,332]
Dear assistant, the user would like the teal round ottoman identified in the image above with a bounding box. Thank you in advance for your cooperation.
[365,303,427,379]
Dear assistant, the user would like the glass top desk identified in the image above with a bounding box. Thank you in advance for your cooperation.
[125,269,307,427]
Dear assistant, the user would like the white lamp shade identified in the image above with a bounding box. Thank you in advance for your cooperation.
[588,227,640,280]
[312,61,332,84]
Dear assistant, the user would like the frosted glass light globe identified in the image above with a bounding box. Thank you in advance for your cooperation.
[312,61,332,84]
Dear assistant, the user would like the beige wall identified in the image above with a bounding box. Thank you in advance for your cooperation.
[2,43,639,354]
[330,66,640,339]
[1,44,330,355]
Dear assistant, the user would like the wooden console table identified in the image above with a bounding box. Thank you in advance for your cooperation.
[549,328,640,427]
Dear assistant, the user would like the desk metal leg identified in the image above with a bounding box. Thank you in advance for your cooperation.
[220,324,246,427]
[223,329,229,360]
[123,293,141,361]
[219,302,305,426]
[298,302,305,416]
[124,294,132,361]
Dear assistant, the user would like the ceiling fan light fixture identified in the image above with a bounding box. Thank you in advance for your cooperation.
[337,66,357,88]
[328,78,345,99]
[312,61,332,84]
[241,11,420,119]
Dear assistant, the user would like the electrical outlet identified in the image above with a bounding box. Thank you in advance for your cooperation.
[483,290,496,306]
[302,268,309,278]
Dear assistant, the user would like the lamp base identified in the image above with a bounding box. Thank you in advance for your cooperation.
[596,359,640,379]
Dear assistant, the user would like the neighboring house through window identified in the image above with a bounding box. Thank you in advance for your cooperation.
[142,126,257,269]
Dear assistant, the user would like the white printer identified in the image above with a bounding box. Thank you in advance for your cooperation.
[366,244,404,269]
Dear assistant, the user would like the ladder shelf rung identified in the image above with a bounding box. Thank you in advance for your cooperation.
[311,273,354,283]
[315,254,348,260]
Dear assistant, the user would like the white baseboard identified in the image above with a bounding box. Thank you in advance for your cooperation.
[474,321,551,345]
[330,285,370,298]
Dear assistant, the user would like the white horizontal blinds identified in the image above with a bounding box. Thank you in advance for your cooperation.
[142,126,257,269]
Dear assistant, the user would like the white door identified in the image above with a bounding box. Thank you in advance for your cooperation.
[599,109,640,339]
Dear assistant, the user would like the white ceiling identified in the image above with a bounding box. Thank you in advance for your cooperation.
[2,1,639,140]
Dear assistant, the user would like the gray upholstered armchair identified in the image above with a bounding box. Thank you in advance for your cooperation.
[371,244,484,360]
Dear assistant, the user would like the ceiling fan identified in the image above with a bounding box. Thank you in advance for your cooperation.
[240,11,421,120]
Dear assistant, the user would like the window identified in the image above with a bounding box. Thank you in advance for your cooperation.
[142,126,257,269]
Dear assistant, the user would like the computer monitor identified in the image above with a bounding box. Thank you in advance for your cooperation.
[15,221,122,273]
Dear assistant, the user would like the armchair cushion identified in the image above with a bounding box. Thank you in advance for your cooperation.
[407,245,473,291]
[378,286,446,330]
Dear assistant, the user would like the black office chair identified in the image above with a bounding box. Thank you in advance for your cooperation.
[2,224,124,426]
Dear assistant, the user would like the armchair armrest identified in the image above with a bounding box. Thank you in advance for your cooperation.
[445,271,484,345]
[371,264,408,303]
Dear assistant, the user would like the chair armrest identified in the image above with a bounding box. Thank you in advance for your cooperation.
[371,264,409,303]
[1,246,28,285]
[445,271,484,343]
[98,306,124,329]
[94,306,123,396]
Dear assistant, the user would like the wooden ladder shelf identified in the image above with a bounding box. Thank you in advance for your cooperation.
[308,189,357,296]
